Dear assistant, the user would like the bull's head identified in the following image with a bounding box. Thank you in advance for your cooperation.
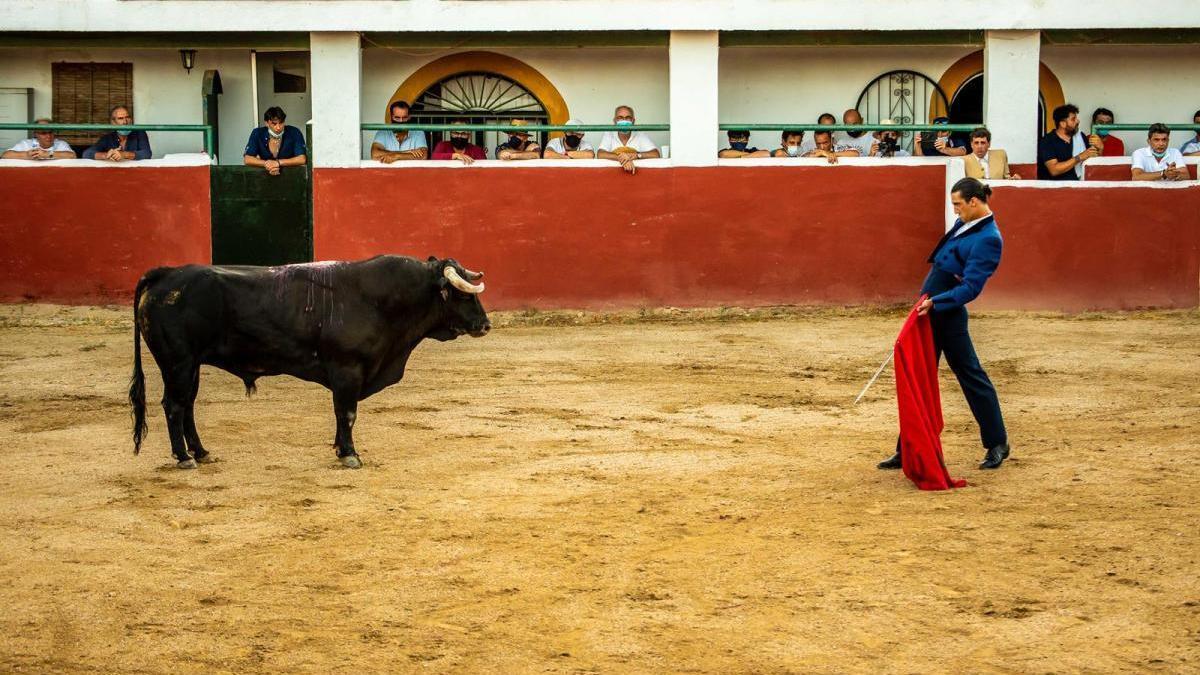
[428,257,491,341]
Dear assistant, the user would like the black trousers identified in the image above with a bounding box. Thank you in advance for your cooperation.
[930,305,1008,449]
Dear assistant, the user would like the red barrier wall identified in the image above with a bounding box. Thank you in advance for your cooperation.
[0,167,211,303]
[980,185,1200,311]
[314,166,948,310]
[1086,163,1199,181]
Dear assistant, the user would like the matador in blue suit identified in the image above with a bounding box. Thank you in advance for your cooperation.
[878,177,1011,471]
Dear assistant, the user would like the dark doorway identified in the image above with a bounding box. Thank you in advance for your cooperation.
[950,72,1047,140]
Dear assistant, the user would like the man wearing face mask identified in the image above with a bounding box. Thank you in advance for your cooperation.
[1090,108,1124,157]
[771,130,805,158]
[543,119,595,159]
[243,106,307,175]
[1130,123,1190,181]
[83,105,152,161]
[495,119,542,160]
[371,100,428,163]
[597,105,660,174]
[867,119,911,158]
[431,120,486,165]
[718,129,770,158]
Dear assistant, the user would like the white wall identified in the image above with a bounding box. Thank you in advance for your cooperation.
[0,48,257,163]
[359,46,669,158]
[718,45,975,152]
[1043,45,1200,152]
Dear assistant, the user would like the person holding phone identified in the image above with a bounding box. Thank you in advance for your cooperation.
[914,117,967,157]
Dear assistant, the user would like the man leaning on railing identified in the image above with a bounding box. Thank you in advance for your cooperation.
[371,100,428,163]
[2,118,75,161]
[83,105,151,162]
[597,105,660,174]
[1131,123,1190,181]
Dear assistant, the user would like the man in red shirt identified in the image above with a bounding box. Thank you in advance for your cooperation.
[1091,107,1125,157]
[431,121,487,164]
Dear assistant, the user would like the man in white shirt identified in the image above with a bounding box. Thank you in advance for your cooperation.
[543,118,595,159]
[597,105,659,174]
[837,108,874,156]
[863,119,911,158]
[1131,123,1190,181]
[2,118,76,160]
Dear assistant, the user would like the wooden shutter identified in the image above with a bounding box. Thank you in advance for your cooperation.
[52,62,133,146]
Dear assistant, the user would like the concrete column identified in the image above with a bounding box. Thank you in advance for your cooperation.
[983,30,1041,165]
[669,30,719,167]
[309,32,362,168]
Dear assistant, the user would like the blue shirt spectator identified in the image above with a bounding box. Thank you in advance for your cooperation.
[84,130,152,160]
[372,129,427,153]
[244,125,307,161]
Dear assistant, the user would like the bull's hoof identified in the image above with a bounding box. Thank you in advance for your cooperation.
[177,458,198,470]
[339,455,363,469]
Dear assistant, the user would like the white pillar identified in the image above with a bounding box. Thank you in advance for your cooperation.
[669,30,719,167]
[309,32,362,168]
[984,30,1041,165]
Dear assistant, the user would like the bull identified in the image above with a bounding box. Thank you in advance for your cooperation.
[129,255,490,469]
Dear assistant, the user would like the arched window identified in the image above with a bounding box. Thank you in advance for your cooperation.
[412,72,550,151]
[856,70,951,152]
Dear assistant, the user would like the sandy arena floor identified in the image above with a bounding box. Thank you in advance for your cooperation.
[0,303,1197,673]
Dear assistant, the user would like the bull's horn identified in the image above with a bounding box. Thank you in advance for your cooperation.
[444,266,485,294]
[462,267,484,281]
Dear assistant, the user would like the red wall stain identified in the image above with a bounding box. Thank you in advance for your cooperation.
[0,167,211,303]
[314,166,948,310]
[981,185,1200,310]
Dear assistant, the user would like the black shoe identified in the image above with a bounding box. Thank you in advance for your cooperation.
[979,443,1011,470]
[877,453,903,470]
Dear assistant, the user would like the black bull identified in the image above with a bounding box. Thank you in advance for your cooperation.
[129,255,490,469]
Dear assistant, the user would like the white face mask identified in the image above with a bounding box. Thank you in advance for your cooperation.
[785,145,801,157]
[267,127,284,139]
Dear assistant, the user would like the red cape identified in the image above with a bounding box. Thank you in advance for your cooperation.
[894,298,967,490]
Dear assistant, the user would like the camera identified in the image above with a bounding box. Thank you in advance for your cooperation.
[878,136,899,157]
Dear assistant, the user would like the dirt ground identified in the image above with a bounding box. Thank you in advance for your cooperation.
[0,303,1197,673]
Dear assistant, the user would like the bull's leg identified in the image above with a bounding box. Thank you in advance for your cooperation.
[182,367,212,464]
[329,369,363,469]
[162,364,198,469]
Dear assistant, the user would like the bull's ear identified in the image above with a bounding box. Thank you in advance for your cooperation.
[427,255,439,263]
[439,288,449,301]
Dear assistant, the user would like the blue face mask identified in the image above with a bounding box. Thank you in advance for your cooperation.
[1097,130,1110,138]
[730,141,748,151]
[616,119,633,128]
[1152,149,1167,159]
[117,128,131,137]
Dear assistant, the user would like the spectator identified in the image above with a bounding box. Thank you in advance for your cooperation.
[1182,110,1200,156]
[371,101,428,163]
[597,105,660,174]
[1131,123,1190,181]
[432,120,486,164]
[838,108,875,156]
[1037,104,1097,181]
[803,130,844,164]
[865,119,911,158]
[719,129,771,158]
[771,130,806,158]
[914,117,967,157]
[799,112,838,153]
[543,118,595,159]
[83,105,151,161]
[243,106,307,175]
[1089,107,1125,157]
[963,127,1019,179]
[495,119,542,160]
[2,118,76,160]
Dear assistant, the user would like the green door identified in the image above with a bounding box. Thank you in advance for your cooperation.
[210,165,312,266]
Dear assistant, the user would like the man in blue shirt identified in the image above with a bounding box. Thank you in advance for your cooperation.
[243,106,307,175]
[371,100,428,163]
[83,105,152,161]
[878,177,1010,472]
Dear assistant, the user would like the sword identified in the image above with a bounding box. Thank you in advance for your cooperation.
[853,350,894,405]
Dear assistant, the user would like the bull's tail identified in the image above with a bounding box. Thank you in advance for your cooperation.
[130,270,164,455]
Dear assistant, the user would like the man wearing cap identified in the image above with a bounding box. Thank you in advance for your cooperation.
[543,119,595,159]
[83,105,151,161]
[914,117,967,157]
[431,121,486,165]
[496,119,542,160]
[597,105,660,174]
[2,118,76,160]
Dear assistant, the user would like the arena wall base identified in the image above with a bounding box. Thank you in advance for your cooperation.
[0,167,212,304]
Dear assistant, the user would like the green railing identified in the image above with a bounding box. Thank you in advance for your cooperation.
[718,123,979,133]
[362,123,669,133]
[1093,123,1200,133]
[0,123,215,157]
